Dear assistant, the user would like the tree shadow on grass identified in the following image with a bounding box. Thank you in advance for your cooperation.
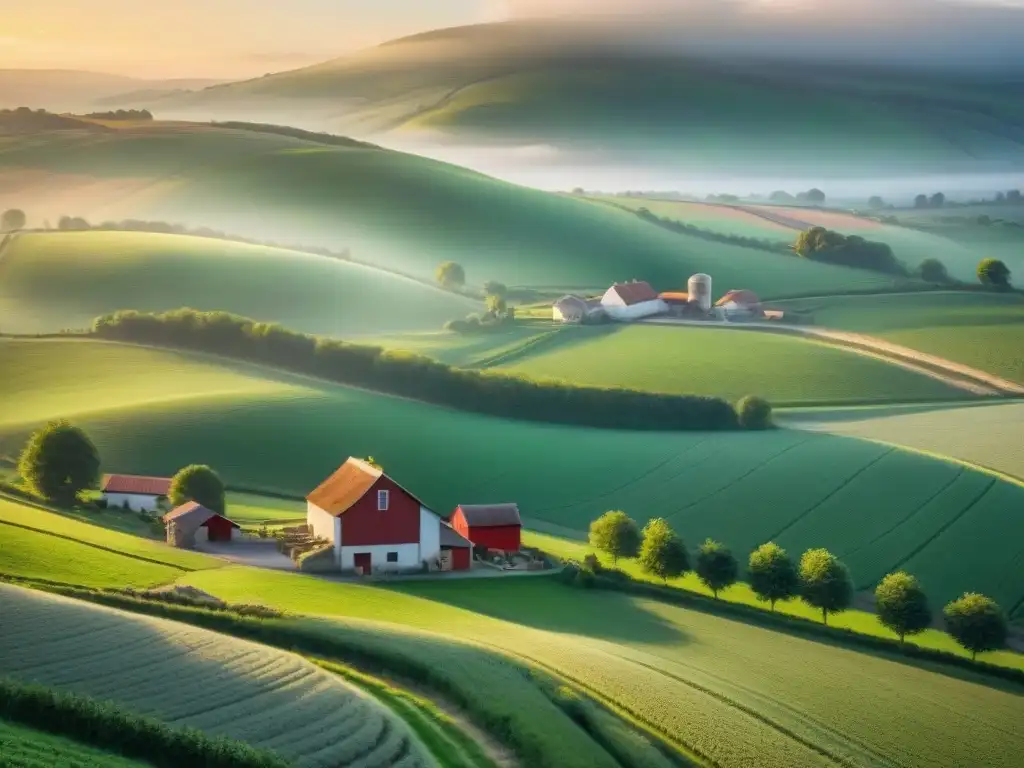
[381,575,690,647]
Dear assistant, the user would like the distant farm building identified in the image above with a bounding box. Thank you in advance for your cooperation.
[659,291,712,319]
[101,474,171,513]
[306,457,468,574]
[164,502,240,548]
[439,522,474,571]
[553,295,603,324]
[600,281,668,321]
[450,503,522,553]
[716,290,762,319]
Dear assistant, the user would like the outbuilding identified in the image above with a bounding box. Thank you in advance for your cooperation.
[101,474,172,513]
[164,502,240,548]
[439,522,473,571]
[450,503,522,553]
[715,289,762,319]
[600,281,668,321]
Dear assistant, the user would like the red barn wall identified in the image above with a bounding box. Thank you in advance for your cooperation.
[341,476,421,546]
[452,547,471,571]
[204,516,234,542]
[467,525,521,552]
[451,509,471,540]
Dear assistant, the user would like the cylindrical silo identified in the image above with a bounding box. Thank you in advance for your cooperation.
[688,273,712,312]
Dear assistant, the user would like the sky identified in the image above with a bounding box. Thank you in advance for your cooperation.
[2,0,1020,80]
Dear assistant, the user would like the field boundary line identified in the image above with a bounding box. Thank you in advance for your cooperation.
[763,448,897,542]
[0,516,201,573]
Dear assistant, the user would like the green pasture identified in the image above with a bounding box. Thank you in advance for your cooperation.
[0,230,477,335]
[3,339,1023,610]
[0,584,430,768]
[0,122,898,297]
[773,292,1024,383]
[491,324,967,405]
[368,323,555,367]
[780,401,1024,482]
[0,718,148,768]
[180,567,1024,768]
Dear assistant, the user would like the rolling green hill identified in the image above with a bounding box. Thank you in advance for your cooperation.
[772,292,1024,384]
[149,20,1024,176]
[0,122,900,297]
[0,230,477,335]
[488,324,967,405]
[3,338,1023,611]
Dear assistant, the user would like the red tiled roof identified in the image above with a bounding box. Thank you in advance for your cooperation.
[307,457,432,518]
[609,281,658,306]
[455,504,522,527]
[715,289,761,308]
[102,474,172,496]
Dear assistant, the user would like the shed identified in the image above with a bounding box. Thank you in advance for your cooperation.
[163,502,240,549]
[439,522,473,571]
[553,295,589,323]
[450,503,522,552]
[101,474,171,513]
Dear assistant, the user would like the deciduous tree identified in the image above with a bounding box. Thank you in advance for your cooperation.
[799,548,853,625]
[435,261,466,290]
[748,542,799,611]
[943,593,1007,661]
[919,258,949,284]
[737,395,772,430]
[875,571,931,644]
[17,420,100,504]
[1,208,26,232]
[696,539,738,598]
[638,518,689,583]
[977,258,1011,289]
[169,464,225,514]
[588,510,640,565]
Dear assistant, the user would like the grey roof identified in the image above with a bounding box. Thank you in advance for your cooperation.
[456,503,521,527]
[440,521,473,548]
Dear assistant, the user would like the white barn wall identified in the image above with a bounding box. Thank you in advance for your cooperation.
[307,502,342,564]
[340,544,420,571]
[104,492,162,513]
[419,507,441,563]
[603,299,668,321]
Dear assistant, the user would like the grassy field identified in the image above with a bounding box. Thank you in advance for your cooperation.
[780,401,1024,482]
[0,718,149,767]
[178,567,1024,768]
[490,324,967,405]
[773,292,1024,384]
[3,338,1023,611]
[0,584,431,768]
[0,122,898,298]
[0,230,477,335]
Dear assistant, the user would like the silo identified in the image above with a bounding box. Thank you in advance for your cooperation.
[687,273,713,312]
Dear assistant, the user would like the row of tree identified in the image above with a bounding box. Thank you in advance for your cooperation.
[586,511,1008,660]
[92,308,747,432]
[16,420,226,513]
[792,226,905,276]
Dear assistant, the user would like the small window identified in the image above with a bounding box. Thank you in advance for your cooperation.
[386,552,399,563]
[377,490,389,511]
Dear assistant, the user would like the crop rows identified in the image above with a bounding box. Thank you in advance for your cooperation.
[0,585,429,768]
[0,718,147,768]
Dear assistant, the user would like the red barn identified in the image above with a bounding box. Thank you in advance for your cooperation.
[163,502,240,548]
[451,504,521,552]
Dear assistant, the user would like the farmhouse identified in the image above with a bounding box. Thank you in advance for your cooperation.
[306,457,469,574]
[101,474,171,513]
[450,503,522,553]
[552,295,603,324]
[716,289,762,319]
[600,281,668,321]
[164,502,240,548]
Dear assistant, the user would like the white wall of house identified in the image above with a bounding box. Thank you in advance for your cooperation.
[104,493,162,513]
[602,299,668,321]
[419,507,441,563]
[341,544,421,572]
[307,502,342,564]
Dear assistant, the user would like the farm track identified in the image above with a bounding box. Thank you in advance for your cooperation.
[642,317,1024,396]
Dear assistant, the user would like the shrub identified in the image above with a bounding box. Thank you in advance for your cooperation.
[169,464,225,514]
[638,519,689,583]
[918,258,950,284]
[582,553,602,573]
[736,395,772,429]
[588,511,641,565]
[695,539,738,599]
[943,593,1007,660]
[874,572,932,644]
[17,420,100,505]
[1,208,26,232]
[977,258,1011,289]
[748,542,799,611]
[799,548,853,625]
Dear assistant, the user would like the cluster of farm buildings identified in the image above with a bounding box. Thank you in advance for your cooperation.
[553,273,784,324]
[101,458,522,575]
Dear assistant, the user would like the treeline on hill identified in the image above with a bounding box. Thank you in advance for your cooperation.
[0,107,106,134]
[0,678,288,768]
[82,109,153,121]
[793,226,906,275]
[632,206,791,255]
[213,122,380,150]
[92,309,744,431]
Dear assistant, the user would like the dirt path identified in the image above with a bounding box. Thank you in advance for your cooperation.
[642,317,1024,397]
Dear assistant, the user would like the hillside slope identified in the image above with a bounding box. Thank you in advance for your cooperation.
[0,121,897,296]
[0,230,477,335]
[3,338,1023,611]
